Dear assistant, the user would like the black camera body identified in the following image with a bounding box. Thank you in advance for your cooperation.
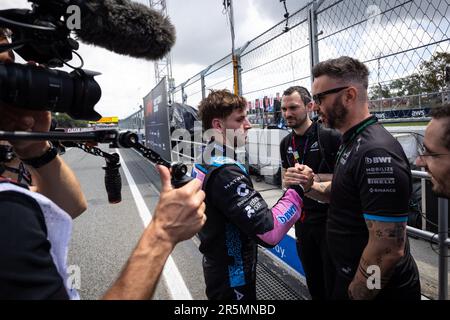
[0,0,102,120]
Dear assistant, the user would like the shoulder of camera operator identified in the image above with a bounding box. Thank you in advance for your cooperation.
[16,140,88,219]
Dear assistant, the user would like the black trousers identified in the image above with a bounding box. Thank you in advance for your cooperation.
[295,222,335,300]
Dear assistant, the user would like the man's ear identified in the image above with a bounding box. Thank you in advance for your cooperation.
[306,101,314,112]
[345,87,358,103]
[211,118,223,131]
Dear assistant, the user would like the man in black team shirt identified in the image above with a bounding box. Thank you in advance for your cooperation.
[280,86,341,300]
[297,56,421,300]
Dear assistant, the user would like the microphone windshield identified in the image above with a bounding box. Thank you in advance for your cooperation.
[76,0,176,60]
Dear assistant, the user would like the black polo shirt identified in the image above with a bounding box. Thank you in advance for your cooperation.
[280,121,341,226]
[327,116,419,290]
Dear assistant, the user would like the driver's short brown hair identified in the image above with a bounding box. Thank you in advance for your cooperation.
[198,89,247,130]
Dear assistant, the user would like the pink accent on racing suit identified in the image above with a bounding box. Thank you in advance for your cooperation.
[256,189,302,246]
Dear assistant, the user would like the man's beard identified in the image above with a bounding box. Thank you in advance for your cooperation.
[326,96,348,130]
[431,178,450,199]
[287,113,308,129]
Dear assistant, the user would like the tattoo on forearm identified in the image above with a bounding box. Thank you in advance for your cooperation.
[376,256,382,265]
[349,282,376,300]
[358,264,371,279]
[385,223,406,246]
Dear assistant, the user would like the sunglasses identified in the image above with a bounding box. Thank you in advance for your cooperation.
[312,86,349,105]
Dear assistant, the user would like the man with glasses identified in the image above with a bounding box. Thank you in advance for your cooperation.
[297,56,420,300]
[416,104,450,198]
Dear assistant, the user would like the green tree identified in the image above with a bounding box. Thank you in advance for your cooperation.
[52,113,89,128]
[369,84,392,100]
[389,52,450,96]
[389,73,423,97]
[419,52,450,93]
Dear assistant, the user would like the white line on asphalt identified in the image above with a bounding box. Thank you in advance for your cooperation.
[116,149,193,300]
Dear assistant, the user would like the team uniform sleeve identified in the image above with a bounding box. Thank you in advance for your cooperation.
[207,165,302,247]
[0,192,69,300]
[354,148,411,222]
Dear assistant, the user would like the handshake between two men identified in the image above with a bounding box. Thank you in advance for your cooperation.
[282,164,333,204]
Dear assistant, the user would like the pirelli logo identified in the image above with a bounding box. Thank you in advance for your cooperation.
[367,177,396,185]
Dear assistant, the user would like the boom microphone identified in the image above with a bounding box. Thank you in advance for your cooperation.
[75,0,176,61]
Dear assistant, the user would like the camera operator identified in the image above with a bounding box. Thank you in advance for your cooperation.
[0,28,87,218]
[0,27,207,299]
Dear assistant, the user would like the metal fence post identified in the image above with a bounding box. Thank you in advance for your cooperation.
[236,53,243,96]
[308,0,322,84]
[438,197,448,300]
[201,71,206,101]
[235,42,250,97]
[200,66,212,101]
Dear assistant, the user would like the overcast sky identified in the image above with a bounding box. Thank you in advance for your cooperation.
[0,0,307,119]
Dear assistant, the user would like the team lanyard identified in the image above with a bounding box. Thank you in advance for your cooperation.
[335,117,378,165]
[291,134,309,165]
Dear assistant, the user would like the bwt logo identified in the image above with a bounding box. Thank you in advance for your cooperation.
[276,205,296,224]
[365,157,392,164]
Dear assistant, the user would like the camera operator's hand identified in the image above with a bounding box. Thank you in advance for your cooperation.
[152,165,206,245]
[104,165,206,300]
[0,105,51,159]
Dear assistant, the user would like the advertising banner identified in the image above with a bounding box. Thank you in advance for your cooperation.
[143,77,172,162]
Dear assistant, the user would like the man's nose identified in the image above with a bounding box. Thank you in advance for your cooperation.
[415,156,425,168]
[244,118,252,130]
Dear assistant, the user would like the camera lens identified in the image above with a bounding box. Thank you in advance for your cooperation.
[0,62,102,120]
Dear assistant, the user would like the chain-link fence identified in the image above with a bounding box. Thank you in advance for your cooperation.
[172,0,450,126]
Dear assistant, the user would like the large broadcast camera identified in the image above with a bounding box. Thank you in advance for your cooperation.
[0,0,102,120]
[0,0,191,203]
